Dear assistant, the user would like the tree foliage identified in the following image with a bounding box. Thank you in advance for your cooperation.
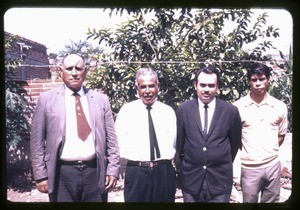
[85,8,291,130]
[5,35,34,147]
[58,40,103,67]
[268,51,293,131]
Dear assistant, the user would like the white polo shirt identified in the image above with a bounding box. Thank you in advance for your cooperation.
[234,93,288,169]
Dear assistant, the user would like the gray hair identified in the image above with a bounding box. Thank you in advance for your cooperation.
[135,67,159,86]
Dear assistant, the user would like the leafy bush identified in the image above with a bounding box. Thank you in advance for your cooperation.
[5,35,35,148]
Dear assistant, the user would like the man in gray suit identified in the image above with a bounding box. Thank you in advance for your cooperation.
[30,54,120,202]
[176,65,242,202]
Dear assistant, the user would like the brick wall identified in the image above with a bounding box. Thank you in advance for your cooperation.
[28,77,65,118]
[24,79,64,104]
[5,31,50,81]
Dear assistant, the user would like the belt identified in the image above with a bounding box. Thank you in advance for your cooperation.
[60,158,96,170]
[127,159,172,168]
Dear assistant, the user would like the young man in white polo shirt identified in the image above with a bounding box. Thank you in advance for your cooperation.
[234,63,288,203]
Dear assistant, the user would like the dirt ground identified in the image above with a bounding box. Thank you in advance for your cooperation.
[5,177,183,203]
[5,176,292,203]
[6,133,292,203]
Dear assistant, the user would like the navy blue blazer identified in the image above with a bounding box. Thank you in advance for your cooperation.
[176,97,242,195]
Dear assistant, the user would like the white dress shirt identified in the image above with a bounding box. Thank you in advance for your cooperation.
[115,99,177,161]
[60,86,96,161]
[198,97,216,133]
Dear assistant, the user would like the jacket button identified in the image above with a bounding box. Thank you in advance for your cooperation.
[203,147,207,151]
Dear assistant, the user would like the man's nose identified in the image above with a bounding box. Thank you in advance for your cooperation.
[145,86,151,92]
[204,85,210,91]
[256,80,262,86]
[70,67,78,75]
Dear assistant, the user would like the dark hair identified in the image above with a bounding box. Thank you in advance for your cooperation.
[194,65,220,85]
[246,63,272,79]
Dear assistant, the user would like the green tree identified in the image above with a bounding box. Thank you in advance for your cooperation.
[85,8,291,130]
[58,40,103,68]
[268,51,293,131]
[5,35,36,187]
[5,34,34,148]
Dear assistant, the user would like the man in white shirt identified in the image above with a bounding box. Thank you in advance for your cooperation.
[115,67,177,202]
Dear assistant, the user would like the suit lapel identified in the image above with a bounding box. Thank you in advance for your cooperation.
[56,86,66,136]
[85,88,96,140]
[207,98,223,138]
[191,98,206,139]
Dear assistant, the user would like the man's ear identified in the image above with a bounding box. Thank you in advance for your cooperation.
[194,81,197,90]
[58,62,63,72]
[134,83,139,98]
[84,63,89,71]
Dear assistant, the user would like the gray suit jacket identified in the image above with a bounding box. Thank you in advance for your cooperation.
[30,85,119,194]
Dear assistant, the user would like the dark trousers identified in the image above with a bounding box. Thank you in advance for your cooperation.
[50,162,107,202]
[124,162,176,202]
[182,179,231,203]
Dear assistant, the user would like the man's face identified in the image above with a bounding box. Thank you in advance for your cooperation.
[248,73,269,97]
[136,74,159,106]
[61,54,87,92]
[194,72,218,104]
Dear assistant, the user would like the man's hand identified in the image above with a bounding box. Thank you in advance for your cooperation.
[36,179,49,193]
[105,175,117,190]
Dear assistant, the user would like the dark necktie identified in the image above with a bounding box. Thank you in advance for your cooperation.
[203,104,209,134]
[73,93,91,141]
[146,106,161,161]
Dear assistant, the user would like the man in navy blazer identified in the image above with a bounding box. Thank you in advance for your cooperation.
[30,54,119,202]
[176,65,242,202]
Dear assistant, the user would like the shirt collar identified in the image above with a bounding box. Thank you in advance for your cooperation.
[245,92,274,107]
[64,85,85,97]
[197,97,216,110]
[139,98,158,109]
